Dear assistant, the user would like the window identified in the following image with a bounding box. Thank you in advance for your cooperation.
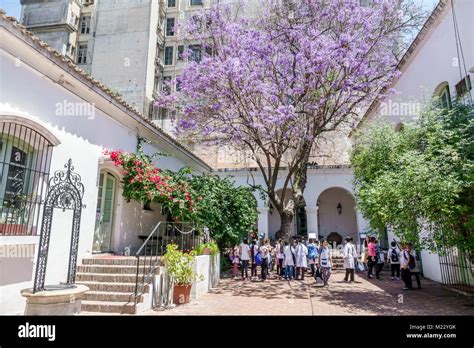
[164,46,174,65]
[167,0,176,7]
[177,45,184,60]
[434,82,451,109]
[189,44,202,62]
[80,15,91,34]
[77,44,88,64]
[166,18,175,37]
[455,75,472,99]
[190,0,203,5]
[0,122,54,236]
[162,76,172,93]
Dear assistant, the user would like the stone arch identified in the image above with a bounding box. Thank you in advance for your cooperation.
[316,187,358,245]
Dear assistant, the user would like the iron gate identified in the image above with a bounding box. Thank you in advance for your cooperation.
[439,247,473,293]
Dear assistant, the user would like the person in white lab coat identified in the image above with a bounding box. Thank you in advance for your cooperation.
[343,236,357,282]
[283,241,296,281]
[295,238,308,280]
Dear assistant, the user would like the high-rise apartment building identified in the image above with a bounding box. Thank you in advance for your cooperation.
[20,0,167,116]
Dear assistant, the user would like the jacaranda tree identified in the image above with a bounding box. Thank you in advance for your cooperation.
[157,0,425,240]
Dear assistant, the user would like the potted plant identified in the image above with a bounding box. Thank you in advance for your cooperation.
[197,241,219,255]
[162,244,202,305]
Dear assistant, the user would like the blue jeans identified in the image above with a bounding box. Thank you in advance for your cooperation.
[285,265,294,280]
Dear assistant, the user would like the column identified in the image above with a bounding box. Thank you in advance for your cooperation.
[305,206,318,239]
[257,207,269,239]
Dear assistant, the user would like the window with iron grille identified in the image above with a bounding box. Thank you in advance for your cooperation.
[164,46,174,65]
[0,122,53,236]
[167,0,176,7]
[191,0,203,6]
[166,18,175,37]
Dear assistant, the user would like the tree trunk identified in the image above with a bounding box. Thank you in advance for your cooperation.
[280,211,294,241]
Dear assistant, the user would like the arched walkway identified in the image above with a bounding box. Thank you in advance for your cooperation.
[316,187,358,243]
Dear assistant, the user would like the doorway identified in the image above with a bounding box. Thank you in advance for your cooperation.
[93,171,117,253]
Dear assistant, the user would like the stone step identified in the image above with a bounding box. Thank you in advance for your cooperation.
[81,300,136,314]
[83,291,143,303]
[76,273,139,283]
[82,257,160,266]
[77,265,141,274]
[76,281,149,293]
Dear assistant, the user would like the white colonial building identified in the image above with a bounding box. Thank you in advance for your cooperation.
[0,11,211,314]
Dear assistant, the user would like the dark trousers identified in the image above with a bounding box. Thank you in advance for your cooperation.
[376,263,384,279]
[401,268,412,289]
[261,258,268,280]
[296,267,305,280]
[310,263,316,276]
[411,271,422,289]
[391,264,400,278]
[276,258,284,276]
[344,268,355,282]
[367,258,375,277]
[241,260,249,278]
[251,261,257,277]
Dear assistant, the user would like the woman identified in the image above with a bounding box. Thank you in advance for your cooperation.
[361,236,369,269]
[295,237,308,280]
[318,240,332,288]
[275,239,284,279]
[367,237,376,279]
[259,239,270,282]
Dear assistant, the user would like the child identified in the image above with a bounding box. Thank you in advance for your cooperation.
[232,244,240,279]
[387,241,401,280]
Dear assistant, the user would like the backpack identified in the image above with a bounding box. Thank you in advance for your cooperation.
[408,252,416,270]
[254,251,263,266]
[307,244,317,259]
[390,248,399,263]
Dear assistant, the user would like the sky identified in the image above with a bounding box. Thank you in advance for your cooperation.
[0,0,440,21]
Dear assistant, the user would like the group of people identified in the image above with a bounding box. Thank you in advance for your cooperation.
[230,237,341,288]
[362,236,422,290]
[229,235,421,291]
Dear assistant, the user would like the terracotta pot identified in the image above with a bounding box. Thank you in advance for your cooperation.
[202,247,211,255]
[173,284,192,305]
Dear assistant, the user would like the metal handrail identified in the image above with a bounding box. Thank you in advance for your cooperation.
[133,221,201,302]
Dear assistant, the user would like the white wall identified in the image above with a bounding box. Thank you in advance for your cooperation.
[0,47,200,314]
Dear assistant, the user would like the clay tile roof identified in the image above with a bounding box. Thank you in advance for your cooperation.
[0,9,211,170]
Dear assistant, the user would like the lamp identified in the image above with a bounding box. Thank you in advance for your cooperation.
[337,203,342,215]
[269,203,274,215]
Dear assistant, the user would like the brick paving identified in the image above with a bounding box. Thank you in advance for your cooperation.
[144,269,474,316]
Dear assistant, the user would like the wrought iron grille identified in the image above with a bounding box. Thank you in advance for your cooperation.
[0,122,53,236]
[439,247,473,293]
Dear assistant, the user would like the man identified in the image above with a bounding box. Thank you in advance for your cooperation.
[239,238,251,281]
[400,243,413,290]
[295,237,308,280]
[343,236,357,282]
[387,241,401,281]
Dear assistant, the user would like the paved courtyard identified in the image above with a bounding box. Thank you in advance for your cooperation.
[145,270,474,316]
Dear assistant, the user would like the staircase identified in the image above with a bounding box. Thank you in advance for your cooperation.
[76,256,159,314]
[331,255,344,270]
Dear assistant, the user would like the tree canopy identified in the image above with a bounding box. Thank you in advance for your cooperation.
[351,102,474,252]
